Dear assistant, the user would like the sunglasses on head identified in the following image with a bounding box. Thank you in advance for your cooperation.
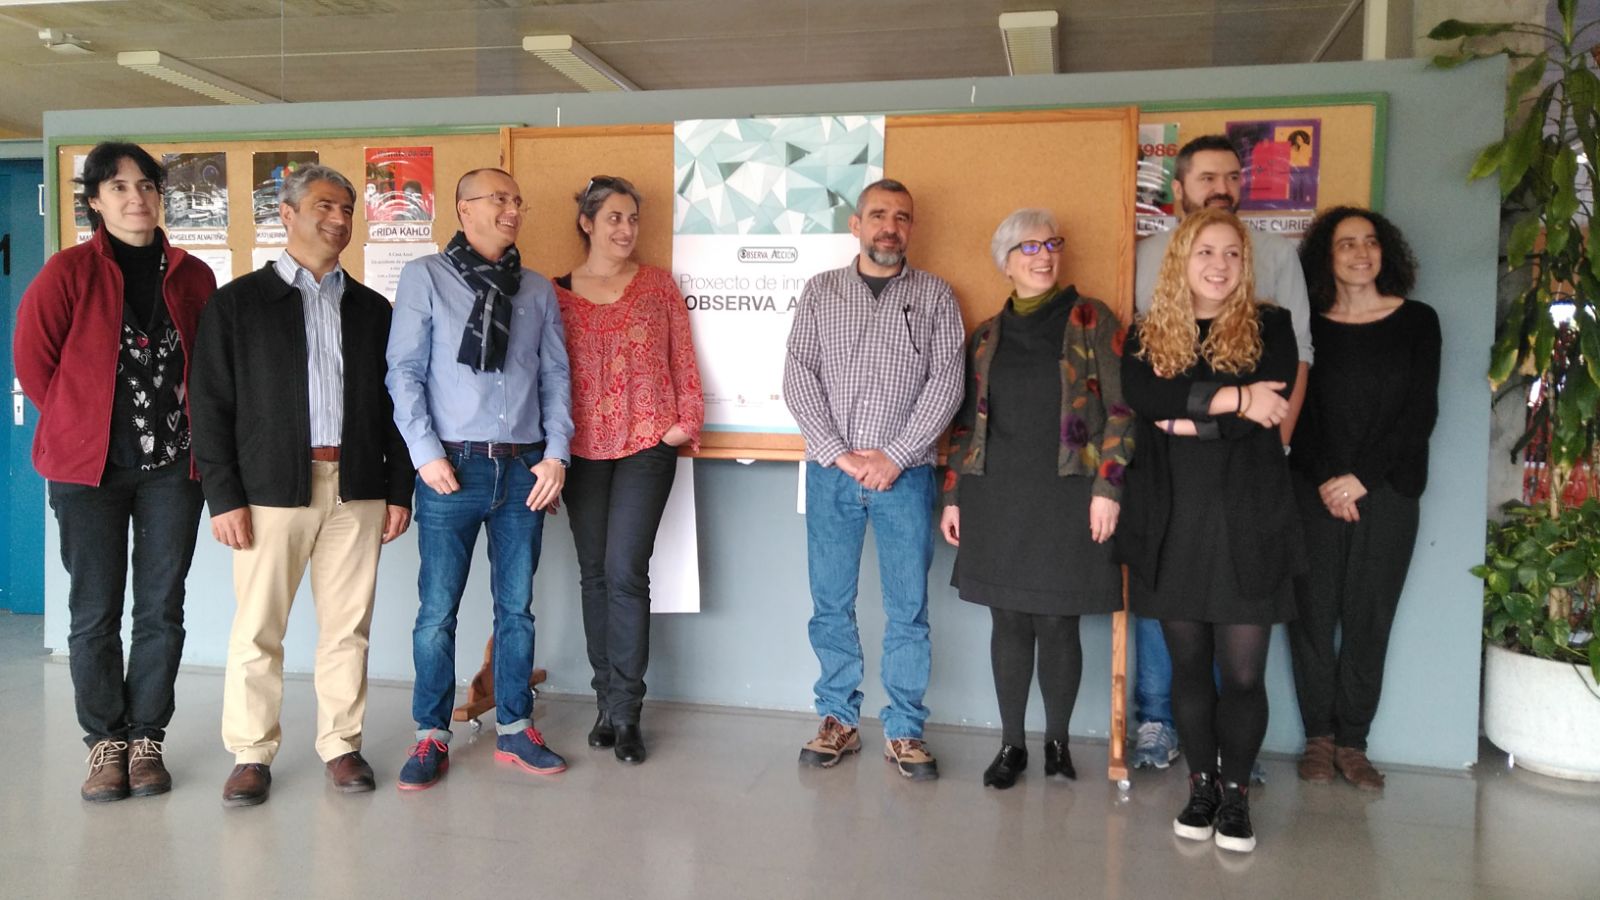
[1008,236,1065,256]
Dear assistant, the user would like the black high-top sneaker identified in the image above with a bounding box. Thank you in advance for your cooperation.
[1173,771,1221,841]
[1214,781,1257,853]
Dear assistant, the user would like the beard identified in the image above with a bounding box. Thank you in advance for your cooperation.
[1181,193,1239,216]
[865,233,905,268]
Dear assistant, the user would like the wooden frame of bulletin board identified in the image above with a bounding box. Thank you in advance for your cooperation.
[50,128,504,280]
[505,107,1138,461]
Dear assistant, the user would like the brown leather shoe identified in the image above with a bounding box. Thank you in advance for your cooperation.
[128,737,172,797]
[1334,745,1385,791]
[1297,735,1336,784]
[222,763,271,808]
[326,751,376,793]
[81,739,130,803]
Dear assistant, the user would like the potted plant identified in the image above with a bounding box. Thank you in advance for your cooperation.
[1432,2,1600,780]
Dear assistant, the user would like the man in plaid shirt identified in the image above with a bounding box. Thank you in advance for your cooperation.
[783,179,964,781]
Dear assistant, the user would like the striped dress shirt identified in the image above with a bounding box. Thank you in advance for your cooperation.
[783,261,965,470]
[275,251,345,447]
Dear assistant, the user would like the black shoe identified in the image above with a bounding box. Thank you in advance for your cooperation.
[614,724,646,764]
[588,711,616,748]
[982,744,1027,789]
[1213,781,1256,853]
[1042,740,1076,779]
[1173,771,1221,841]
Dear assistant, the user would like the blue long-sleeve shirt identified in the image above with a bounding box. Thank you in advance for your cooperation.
[386,252,573,468]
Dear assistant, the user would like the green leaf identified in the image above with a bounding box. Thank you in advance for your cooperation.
[1431,53,1477,70]
[1488,329,1520,388]
[1533,635,1557,658]
[1427,19,1518,39]
[1517,563,1542,586]
[1468,140,1503,181]
[1558,0,1576,42]
[1549,616,1572,648]
[1550,144,1581,223]
[1506,54,1548,120]
[1533,307,1559,373]
[1486,570,1512,593]
[1506,213,1540,268]
[1581,321,1600,386]
[1588,639,1600,685]
[1500,104,1546,198]
[1547,219,1571,258]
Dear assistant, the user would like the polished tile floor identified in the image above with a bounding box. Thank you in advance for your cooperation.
[3,609,1596,900]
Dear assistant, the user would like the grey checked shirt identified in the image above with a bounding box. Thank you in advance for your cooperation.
[275,250,345,447]
[783,260,965,470]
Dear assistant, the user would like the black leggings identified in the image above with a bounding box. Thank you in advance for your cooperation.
[990,608,1083,745]
[1161,620,1270,785]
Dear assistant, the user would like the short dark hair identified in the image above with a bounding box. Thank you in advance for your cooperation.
[1298,206,1419,313]
[854,178,911,217]
[76,141,163,231]
[455,167,515,207]
[574,175,642,247]
[1172,135,1240,184]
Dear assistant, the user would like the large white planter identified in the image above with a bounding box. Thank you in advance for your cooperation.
[1482,642,1600,781]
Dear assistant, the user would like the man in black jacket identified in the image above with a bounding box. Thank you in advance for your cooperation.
[190,164,414,808]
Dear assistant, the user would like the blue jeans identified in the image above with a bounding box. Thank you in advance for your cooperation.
[1134,616,1174,726]
[805,462,935,740]
[411,448,547,737]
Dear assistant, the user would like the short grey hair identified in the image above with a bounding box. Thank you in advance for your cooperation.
[855,178,911,217]
[990,208,1058,271]
[280,164,357,208]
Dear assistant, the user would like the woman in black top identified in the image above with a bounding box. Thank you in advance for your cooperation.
[1120,208,1303,854]
[14,142,215,802]
[940,208,1134,789]
[1288,207,1439,792]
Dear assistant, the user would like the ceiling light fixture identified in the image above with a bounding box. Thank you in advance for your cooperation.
[116,50,280,104]
[522,34,637,92]
[998,10,1059,76]
[38,28,93,55]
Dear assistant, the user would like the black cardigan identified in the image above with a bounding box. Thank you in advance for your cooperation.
[1116,305,1306,598]
[190,264,414,515]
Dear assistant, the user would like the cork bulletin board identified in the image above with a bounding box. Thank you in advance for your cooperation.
[505,108,1139,460]
[52,130,500,282]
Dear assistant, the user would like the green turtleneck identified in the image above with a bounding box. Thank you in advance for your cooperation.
[1010,287,1056,317]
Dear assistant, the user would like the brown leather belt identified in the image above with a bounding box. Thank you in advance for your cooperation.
[310,446,341,462]
[441,440,540,459]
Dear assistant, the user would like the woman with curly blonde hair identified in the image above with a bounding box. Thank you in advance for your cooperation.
[1118,208,1305,854]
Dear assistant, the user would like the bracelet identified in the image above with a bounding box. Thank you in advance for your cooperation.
[1236,385,1253,418]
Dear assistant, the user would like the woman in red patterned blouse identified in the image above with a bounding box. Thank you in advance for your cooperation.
[554,175,704,765]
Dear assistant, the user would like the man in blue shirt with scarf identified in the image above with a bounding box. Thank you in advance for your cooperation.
[386,167,573,790]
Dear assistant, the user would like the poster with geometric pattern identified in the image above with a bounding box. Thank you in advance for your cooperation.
[673,116,885,432]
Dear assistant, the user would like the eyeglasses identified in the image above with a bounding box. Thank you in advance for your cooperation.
[1008,236,1065,256]
[461,192,524,211]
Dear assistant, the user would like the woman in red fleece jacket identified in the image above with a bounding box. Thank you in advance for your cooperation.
[14,141,216,803]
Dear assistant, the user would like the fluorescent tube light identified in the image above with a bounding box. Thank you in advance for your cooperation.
[998,10,1059,76]
[522,34,637,92]
[116,50,280,105]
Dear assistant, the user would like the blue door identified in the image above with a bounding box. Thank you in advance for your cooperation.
[1,158,46,614]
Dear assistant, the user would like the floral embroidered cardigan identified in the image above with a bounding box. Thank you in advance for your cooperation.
[941,287,1135,505]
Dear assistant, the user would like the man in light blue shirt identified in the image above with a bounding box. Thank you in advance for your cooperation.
[386,167,573,789]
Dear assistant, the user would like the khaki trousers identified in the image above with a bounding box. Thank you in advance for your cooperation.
[221,461,386,764]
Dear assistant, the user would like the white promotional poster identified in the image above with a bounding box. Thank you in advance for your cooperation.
[672,115,885,434]
[186,248,235,288]
[363,241,438,303]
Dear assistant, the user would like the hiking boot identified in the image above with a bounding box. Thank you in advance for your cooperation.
[1335,745,1385,791]
[1214,781,1256,853]
[81,739,130,803]
[1133,721,1180,769]
[128,737,171,797]
[1297,735,1336,783]
[397,737,449,791]
[884,737,939,781]
[1173,771,1220,841]
[798,716,860,768]
[495,726,567,775]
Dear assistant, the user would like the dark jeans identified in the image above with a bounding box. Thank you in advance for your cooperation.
[1289,477,1420,750]
[48,460,204,747]
[412,446,548,737]
[564,441,678,724]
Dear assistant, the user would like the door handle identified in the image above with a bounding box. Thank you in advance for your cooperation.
[12,378,24,426]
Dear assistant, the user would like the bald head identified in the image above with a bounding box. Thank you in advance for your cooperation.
[455,168,523,260]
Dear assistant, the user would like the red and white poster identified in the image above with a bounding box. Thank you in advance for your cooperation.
[365,146,435,241]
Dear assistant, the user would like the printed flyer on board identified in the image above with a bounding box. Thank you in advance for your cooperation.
[672,115,884,433]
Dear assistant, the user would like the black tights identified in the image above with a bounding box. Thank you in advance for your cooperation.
[990,608,1083,745]
[1161,620,1270,785]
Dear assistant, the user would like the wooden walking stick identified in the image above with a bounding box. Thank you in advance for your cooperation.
[452,635,548,729]
[1108,567,1131,789]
